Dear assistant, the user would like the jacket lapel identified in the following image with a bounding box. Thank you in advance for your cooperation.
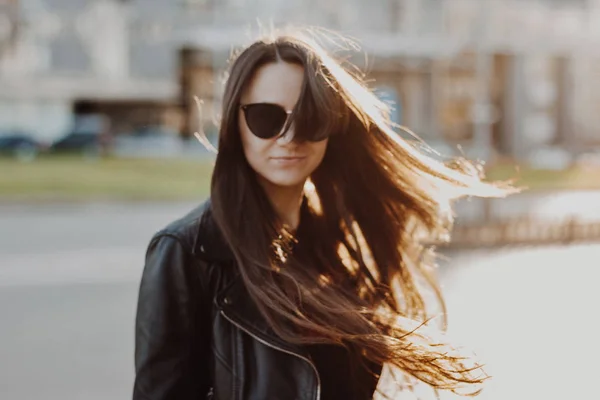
[217,276,308,357]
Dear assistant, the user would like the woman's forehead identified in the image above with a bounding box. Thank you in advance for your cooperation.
[241,62,304,109]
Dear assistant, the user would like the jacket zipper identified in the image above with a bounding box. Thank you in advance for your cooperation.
[220,310,321,400]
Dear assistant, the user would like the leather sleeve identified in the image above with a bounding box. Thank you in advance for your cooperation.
[133,234,211,399]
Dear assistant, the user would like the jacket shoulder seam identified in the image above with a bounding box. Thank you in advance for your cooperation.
[150,230,194,255]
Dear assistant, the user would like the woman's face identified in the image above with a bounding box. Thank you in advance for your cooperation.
[239,62,328,192]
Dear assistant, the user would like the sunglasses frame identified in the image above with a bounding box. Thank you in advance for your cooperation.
[240,103,293,140]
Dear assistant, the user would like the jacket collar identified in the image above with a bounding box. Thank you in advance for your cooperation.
[218,275,308,357]
[194,195,311,263]
[192,199,235,263]
[193,199,308,356]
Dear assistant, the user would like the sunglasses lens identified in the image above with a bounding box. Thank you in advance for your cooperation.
[243,104,288,139]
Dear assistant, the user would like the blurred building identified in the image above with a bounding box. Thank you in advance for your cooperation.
[2,0,600,161]
[179,0,600,161]
[0,0,182,141]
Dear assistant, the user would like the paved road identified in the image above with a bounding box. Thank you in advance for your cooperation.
[440,245,599,400]
[0,202,195,400]
[0,202,598,399]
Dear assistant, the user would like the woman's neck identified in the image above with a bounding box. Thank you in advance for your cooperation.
[260,179,305,231]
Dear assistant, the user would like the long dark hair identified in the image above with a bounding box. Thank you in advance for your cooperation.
[210,29,512,396]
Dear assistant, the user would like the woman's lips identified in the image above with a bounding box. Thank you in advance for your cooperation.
[270,156,307,166]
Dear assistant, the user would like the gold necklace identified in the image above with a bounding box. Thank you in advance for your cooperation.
[272,225,298,266]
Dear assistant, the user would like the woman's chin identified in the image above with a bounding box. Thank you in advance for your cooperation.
[260,173,308,190]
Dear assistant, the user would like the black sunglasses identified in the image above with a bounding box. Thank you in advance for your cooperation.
[240,103,329,142]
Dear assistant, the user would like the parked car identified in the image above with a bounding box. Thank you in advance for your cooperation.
[0,131,46,161]
[130,126,178,138]
[573,148,600,169]
[113,126,183,158]
[50,131,99,155]
[49,115,109,157]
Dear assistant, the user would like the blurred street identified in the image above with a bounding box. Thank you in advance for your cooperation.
[0,202,195,400]
[1,202,598,399]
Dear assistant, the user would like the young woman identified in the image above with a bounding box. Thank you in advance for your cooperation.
[133,29,510,400]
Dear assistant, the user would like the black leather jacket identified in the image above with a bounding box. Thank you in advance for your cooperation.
[133,201,322,400]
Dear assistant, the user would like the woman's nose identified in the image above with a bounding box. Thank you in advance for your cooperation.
[276,125,295,145]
